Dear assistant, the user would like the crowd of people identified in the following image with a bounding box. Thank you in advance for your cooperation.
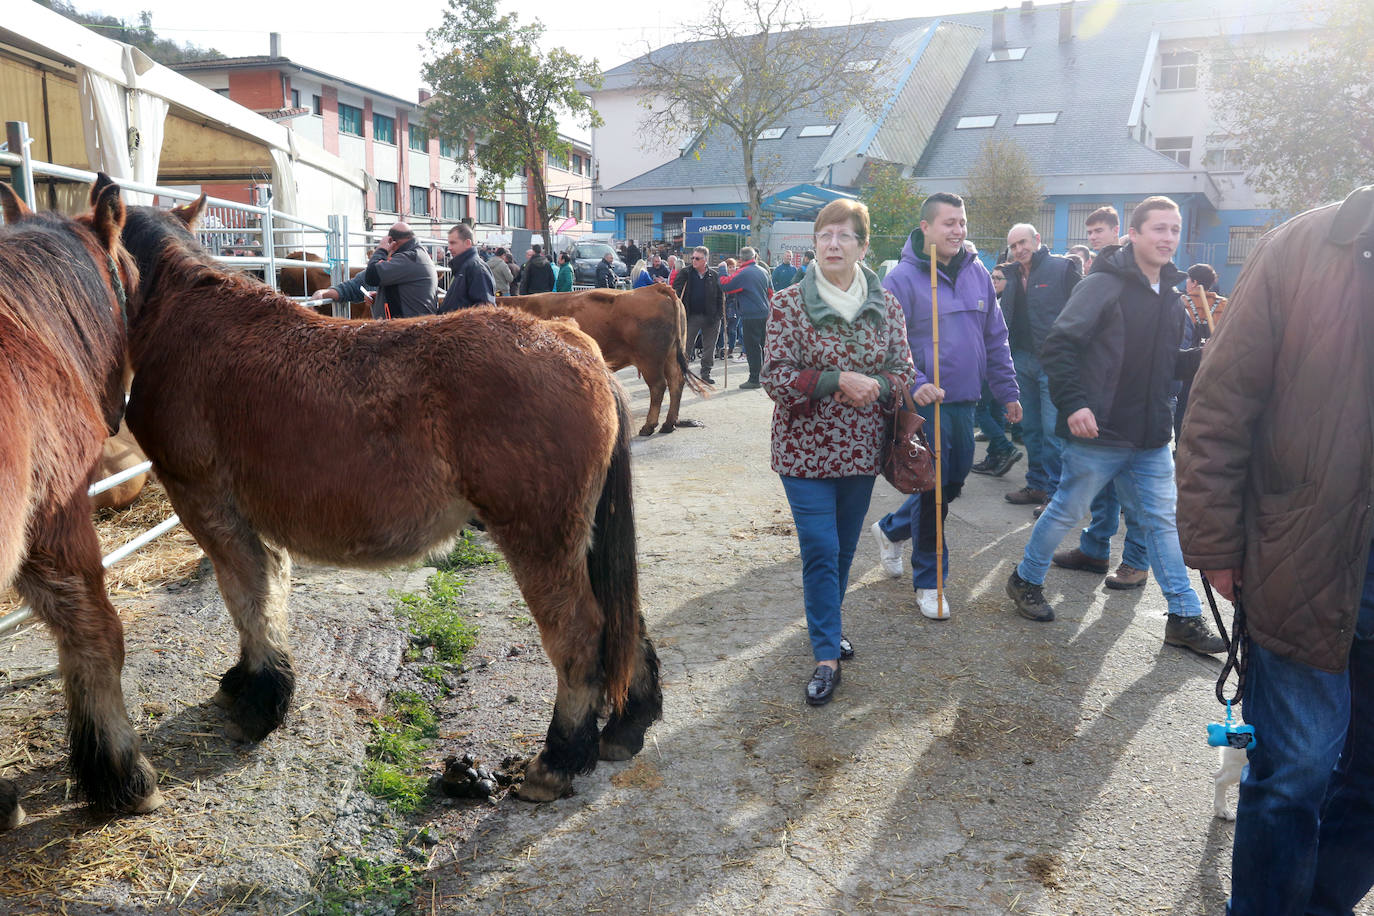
[762,187,1374,916]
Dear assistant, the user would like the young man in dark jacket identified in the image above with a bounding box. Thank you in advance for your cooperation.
[1005,197,1225,655]
[719,246,773,388]
[518,244,556,294]
[442,223,495,311]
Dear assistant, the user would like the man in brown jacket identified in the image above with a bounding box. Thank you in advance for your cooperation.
[1177,185,1374,915]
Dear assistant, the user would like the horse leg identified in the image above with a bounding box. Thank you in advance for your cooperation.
[0,780,23,829]
[599,631,663,761]
[507,573,604,802]
[637,359,667,437]
[16,497,162,817]
[163,480,295,742]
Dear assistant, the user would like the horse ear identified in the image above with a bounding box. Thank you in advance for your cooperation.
[89,172,120,208]
[0,181,33,224]
[171,194,207,229]
[89,180,127,252]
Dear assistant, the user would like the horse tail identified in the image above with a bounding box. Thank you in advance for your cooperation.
[590,376,640,713]
[673,297,714,397]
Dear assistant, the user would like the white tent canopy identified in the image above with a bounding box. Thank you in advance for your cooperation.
[1,2,364,221]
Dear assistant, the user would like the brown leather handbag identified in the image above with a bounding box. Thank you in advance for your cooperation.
[881,387,937,494]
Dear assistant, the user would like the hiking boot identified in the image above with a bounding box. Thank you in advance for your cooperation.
[738,379,762,390]
[1006,568,1054,622]
[1052,547,1109,575]
[987,448,1023,477]
[916,588,951,620]
[871,522,904,578]
[970,454,999,475]
[1165,613,1227,655]
[1105,563,1148,590]
[1005,486,1047,505]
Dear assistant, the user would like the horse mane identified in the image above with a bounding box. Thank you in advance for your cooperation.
[124,206,313,323]
[0,212,125,423]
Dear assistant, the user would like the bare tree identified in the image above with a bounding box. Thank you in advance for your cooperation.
[963,137,1044,253]
[635,0,881,245]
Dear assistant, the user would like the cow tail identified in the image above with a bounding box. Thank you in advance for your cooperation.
[590,377,640,712]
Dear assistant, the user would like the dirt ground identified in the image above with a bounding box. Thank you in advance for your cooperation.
[0,363,1368,915]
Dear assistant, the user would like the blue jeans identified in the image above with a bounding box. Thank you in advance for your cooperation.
[1229,546,1374,915]
[975,380,1015,460]
[1080,481,1149,569]
[878,403,976,589]
[1013,350,1062,496]
[780,475,876,662]
[1016,442,1202,617]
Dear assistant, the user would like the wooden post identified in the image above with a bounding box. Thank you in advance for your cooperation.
[929,244,945,618]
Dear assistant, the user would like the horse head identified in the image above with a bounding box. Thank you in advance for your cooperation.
[120,193,209,321]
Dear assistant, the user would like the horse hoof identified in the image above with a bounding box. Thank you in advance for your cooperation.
[598,740,637,762]
[658,423,676,434]
[515,754,573,802]
[2,802,24,830]
[133,788,165,815]
[637,424,656,437]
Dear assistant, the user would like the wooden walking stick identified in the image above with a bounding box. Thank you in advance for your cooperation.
[929,244,945,618]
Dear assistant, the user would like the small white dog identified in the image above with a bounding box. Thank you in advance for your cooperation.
[1213,745,1248,820]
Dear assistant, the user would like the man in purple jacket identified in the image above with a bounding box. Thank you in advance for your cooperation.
[871,192,1022,619]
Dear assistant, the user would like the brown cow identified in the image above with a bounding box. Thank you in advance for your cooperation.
[277,251,370,320]
[503,284,711,436]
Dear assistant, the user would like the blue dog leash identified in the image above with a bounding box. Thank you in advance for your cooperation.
[1201,573,1256,749]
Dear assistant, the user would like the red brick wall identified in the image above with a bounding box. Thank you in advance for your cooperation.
[227,70,284,110]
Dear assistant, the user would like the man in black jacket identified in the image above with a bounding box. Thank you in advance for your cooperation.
[672,245,725,385]
[363,222,438,318]
[441,223,495,311]
[1000,223,1080,510]
[1005,197,1225,655]
[518,244,556,294]
[595,251,618,289]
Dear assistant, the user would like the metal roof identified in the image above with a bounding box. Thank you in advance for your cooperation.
[763,184,858,218]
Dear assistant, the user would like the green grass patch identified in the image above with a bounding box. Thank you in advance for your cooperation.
[394,570,479,665]
[362,690,439,814]
[313,857,417,916]
[435,530,503,570]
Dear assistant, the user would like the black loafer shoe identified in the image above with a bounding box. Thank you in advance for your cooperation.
[805,664,841,706]
[839,635,854,660]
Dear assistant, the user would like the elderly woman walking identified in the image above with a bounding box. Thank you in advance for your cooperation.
[763,199,916,706]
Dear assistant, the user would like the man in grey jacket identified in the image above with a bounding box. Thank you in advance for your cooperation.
[487,248,514,296]
[363,222,437,319]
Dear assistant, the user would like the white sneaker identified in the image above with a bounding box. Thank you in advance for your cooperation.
[871,522,904,578]
[916,588,951,620]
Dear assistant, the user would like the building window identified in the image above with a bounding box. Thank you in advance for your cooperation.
[215,88,231,97]
[844,59,878,72]
[1204,146,1244,172]
[548,149,570,171]
[956,115,998,129]
[1067,202,1113,246]
[439,136,459,158]
[373,113,395,144]
[704,209,735,217]
[312,94,322,116]
[476,197,500,224]
[409,124,429,152]
[291,89,300,108]
[571,153,583,175]
[1036,203,1057,249]
[376,180,397,213]
[338,102,364,137]
[798,124,837,137]
[441,191,467,220]
[1155,136,1192,166]
[572,200,583,221]
[988,47,1028,62]
[409,185,430,216]
[506,203,526,228]
[1160,51,1198,91]
[548,195,568,217]
[625,213,654,243]
[1015,111,1059,126]
[1228,226,1265,264]
[757,127,786,140]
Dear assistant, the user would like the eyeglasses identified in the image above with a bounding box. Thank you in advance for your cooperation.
[815,230,860,246]
[691,255,705,261]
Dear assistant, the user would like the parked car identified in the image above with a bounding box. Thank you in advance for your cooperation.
[569,242,628,287]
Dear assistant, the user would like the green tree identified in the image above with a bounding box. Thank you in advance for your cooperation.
[423,0,603,245]
[861,162,924,266]
[1209,0,1372,214]
[635,0,881,247]
[962,137,1043,254]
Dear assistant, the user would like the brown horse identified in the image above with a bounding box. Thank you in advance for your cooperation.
[503,285,711,435]
[119,197,661,801]
[276,250,370,320]
[0,175,163,826]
